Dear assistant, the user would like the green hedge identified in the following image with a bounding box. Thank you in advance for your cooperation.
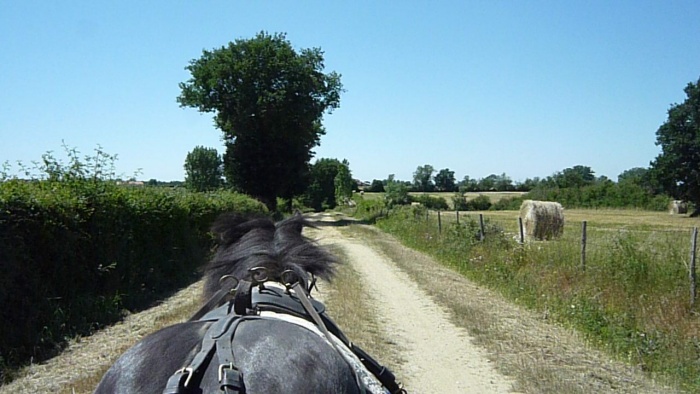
[0,180,265,378]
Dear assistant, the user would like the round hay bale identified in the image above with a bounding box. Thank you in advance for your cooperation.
[519,200,565,241]
[669,200,687,215]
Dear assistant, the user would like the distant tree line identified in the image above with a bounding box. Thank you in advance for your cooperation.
[360,164,671,212]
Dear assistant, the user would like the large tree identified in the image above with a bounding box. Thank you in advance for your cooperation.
[434,168,456,192]
[458,175,478,192]
[334,160,354,206]
[177,32,342,211]
[553,165,596,188]
[305,158,345,211]
[183,146,222,192]
[413,164,435,192]
[651,78,700,215]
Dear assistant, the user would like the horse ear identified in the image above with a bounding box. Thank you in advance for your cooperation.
[276,212,306,234]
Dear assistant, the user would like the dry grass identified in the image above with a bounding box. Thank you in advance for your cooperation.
[0,283,203,394]
[342,224,682,393]
[452,208,700,231]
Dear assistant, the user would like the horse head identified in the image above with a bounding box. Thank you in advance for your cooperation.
[203,213,337,300]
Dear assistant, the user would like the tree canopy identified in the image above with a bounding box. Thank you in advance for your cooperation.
[334,160,355,206]
[304,158,352,212]
[177,32,343,211]
[184,146,222,192]
[434,168,456,192]
[367,179,385,193]
[413,164,435,192]
[552,165,595,188]
[651,78,700,215]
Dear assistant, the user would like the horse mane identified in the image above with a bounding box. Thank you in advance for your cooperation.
[203,213,338,299]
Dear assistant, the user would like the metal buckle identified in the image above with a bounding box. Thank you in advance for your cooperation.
[175,367,194,387]
[249,266,269,284]
[218,363,234,382]
[218,275,239,295]
[280,269,300,287]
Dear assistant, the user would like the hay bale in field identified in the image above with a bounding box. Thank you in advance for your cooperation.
[519,200,565,241]
[669,200,687,215]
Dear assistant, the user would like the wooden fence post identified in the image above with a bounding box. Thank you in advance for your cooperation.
[456,210,460,225]
[581,221,587,272]
[438,210,442,234]
[690,227,698,307]
[518,217,524,244]
[479,214,485,241]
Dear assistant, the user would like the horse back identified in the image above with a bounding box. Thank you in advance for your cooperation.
[94,321,210,394]
[94,318,361,394]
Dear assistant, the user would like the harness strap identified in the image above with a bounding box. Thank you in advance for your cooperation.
[165,279,405,394]
[352,345,405,394]
[162,313,240,394]
[291,282,367,394]
[255,282,403,393]
[319,307,405,394]
[234,280,253,315]
[188,275,239,322]
[215,317,250,394]
[162,368,192,394]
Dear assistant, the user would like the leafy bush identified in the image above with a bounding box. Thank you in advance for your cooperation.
[526,183,672,211]
[353,196,386,223]
[0,147,267,381]
[491,196,525,210]
[384,178,410,207]
[465,194,492,211]
[452,192,469,211]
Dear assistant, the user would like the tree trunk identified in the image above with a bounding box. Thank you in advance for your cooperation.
[259,195,277,213]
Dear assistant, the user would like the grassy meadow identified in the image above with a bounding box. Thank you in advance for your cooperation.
[369,204,700,391]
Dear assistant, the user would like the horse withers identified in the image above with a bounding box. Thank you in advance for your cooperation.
[94,213,403,394]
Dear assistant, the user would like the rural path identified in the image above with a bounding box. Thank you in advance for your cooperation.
[309,213,515,393]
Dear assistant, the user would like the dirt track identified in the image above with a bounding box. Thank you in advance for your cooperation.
[313,222,515,393]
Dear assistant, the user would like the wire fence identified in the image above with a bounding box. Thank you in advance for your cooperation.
[425,209,700,307]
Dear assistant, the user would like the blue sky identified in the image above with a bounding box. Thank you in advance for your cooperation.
[1,1,699,183]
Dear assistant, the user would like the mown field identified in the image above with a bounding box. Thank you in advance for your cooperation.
[367,204,700,392]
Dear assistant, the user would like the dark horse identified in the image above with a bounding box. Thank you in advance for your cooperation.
[94,214,402,394]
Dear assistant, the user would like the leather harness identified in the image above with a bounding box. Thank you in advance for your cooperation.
[162,276,405,394]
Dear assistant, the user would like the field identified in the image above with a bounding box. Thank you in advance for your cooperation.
[466,208,700,231]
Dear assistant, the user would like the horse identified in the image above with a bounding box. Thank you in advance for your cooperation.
[94,213,403,394]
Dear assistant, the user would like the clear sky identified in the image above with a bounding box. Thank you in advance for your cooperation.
[1,1,699,183]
